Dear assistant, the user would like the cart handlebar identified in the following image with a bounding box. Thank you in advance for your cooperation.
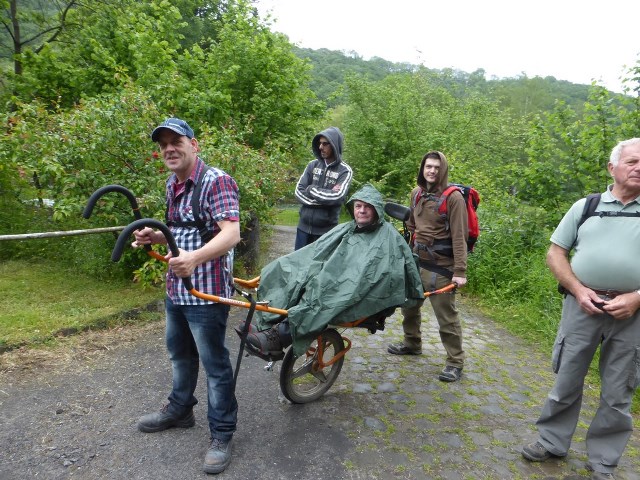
[83,184,143,220]
[111,218,289,315]
[384,202,410,222]
[83,185,167,259]
[424,282,457,297]
[111,218,194,291]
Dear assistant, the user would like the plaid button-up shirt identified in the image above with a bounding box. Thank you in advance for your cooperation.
[165,158,240,305]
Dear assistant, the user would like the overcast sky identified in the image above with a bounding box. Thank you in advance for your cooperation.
[254,0,639,94]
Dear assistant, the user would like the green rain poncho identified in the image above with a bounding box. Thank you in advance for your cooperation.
[255,184,424,357]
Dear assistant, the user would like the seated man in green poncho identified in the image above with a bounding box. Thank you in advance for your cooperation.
[241,183,425,359]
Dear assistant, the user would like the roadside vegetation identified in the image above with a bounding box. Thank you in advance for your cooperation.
[0,260,163,353]
[1,0,639,410]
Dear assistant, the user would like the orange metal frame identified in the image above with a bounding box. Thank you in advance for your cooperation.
[144,248,456,366]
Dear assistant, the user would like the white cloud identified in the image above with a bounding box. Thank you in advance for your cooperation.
[255,0,640,93]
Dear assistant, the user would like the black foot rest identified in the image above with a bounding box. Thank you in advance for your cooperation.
[354,306,397,334]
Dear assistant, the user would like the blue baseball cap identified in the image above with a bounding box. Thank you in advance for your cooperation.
[151,117,194,142]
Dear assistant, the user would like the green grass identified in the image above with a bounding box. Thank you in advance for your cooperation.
[273,204,300,226]
[0,260,163,352]
[273,204,351,227]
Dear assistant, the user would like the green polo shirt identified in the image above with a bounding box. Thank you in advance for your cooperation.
[550,186,640,291]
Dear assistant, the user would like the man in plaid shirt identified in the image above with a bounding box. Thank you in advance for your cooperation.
[132,118,240,474]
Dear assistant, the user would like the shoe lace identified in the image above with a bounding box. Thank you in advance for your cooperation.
[264,327,281,349]
[209,438,225,450]
[159,403,170,413]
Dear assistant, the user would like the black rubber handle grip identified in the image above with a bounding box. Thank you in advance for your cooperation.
[111,218,193,291]
[83,185,153,252]
[83,185,143,219]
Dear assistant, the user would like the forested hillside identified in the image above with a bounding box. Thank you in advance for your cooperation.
[294,46,598,117]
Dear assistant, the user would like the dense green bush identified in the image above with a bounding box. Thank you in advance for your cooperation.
[1,86,295,279]
[467,195,561,344]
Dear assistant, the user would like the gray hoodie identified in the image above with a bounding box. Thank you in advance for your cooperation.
[294,127,353,235]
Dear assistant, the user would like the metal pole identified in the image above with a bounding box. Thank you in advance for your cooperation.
[0,226,126,241]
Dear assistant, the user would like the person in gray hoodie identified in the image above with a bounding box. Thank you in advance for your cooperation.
[294,127,353,250]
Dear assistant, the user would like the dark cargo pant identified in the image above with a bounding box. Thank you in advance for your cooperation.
[400,267,465,367]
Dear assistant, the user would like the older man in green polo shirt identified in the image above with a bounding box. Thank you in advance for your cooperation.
[522,138,640,480]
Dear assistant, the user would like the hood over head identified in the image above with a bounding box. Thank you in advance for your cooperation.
[345,183,385,228]
[312,127,344,164]
[417,150,449,193]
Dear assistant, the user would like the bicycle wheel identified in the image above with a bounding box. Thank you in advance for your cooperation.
[279,328,345,404]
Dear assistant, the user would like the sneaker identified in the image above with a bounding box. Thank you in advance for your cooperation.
[203,438,233,474]
[521,441,552,462]
[137,404,195,433]
[438,365,463,382]
[387,342,422,355]
[247,326,283,355]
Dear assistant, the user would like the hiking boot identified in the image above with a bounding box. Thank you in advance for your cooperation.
[203,438,233,474]
[247,322,292,356]
[587,463,615,479]
[521,441,553,462]
[247,326,284,355]
[137,404,195,433]
[438,365,463,382]
[591,473,615,480]
[233,320,256,338]
[387,342,422,355]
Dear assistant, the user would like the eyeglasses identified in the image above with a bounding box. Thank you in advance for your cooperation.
[318,141,331,147]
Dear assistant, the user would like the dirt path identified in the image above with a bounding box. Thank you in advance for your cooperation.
[1,225,639,480]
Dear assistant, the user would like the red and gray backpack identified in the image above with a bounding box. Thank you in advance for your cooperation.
[412,183,481,252]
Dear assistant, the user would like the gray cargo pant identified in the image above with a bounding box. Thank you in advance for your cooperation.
[536,293,640,474]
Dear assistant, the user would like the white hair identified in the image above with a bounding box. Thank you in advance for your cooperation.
[610,138,640,166]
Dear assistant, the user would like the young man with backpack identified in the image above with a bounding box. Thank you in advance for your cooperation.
[522,138,640,480]
[388,151,469,382]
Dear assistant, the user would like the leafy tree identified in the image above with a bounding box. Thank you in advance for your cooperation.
[0,0,78,75]
[173,2,321,149]
[518,83,635,227]
[9,0,187,107]
[342,69,526,202]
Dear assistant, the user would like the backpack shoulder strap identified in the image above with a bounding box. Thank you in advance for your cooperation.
[577,193,601,231]
[437,184,462,217]
[191,165,213,243]
[165,165,213,243]
[567,193,600,252]
[410,187,422,209]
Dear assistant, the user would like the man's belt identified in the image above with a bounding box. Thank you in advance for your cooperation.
[559,286,627,299]
[591,289,625,299]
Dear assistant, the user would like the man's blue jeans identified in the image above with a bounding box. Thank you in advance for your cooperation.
[294,228,322,250]
[165,297,237,441]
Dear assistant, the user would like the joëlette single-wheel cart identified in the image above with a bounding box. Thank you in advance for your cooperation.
[85,186,456,404]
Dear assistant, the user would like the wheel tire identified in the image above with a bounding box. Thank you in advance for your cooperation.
[279,328,345,404]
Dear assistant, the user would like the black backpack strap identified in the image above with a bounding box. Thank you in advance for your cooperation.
[567,193,601,252]
[165,165,213,243]
[577,193,601,231]
[191,166,213,243]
